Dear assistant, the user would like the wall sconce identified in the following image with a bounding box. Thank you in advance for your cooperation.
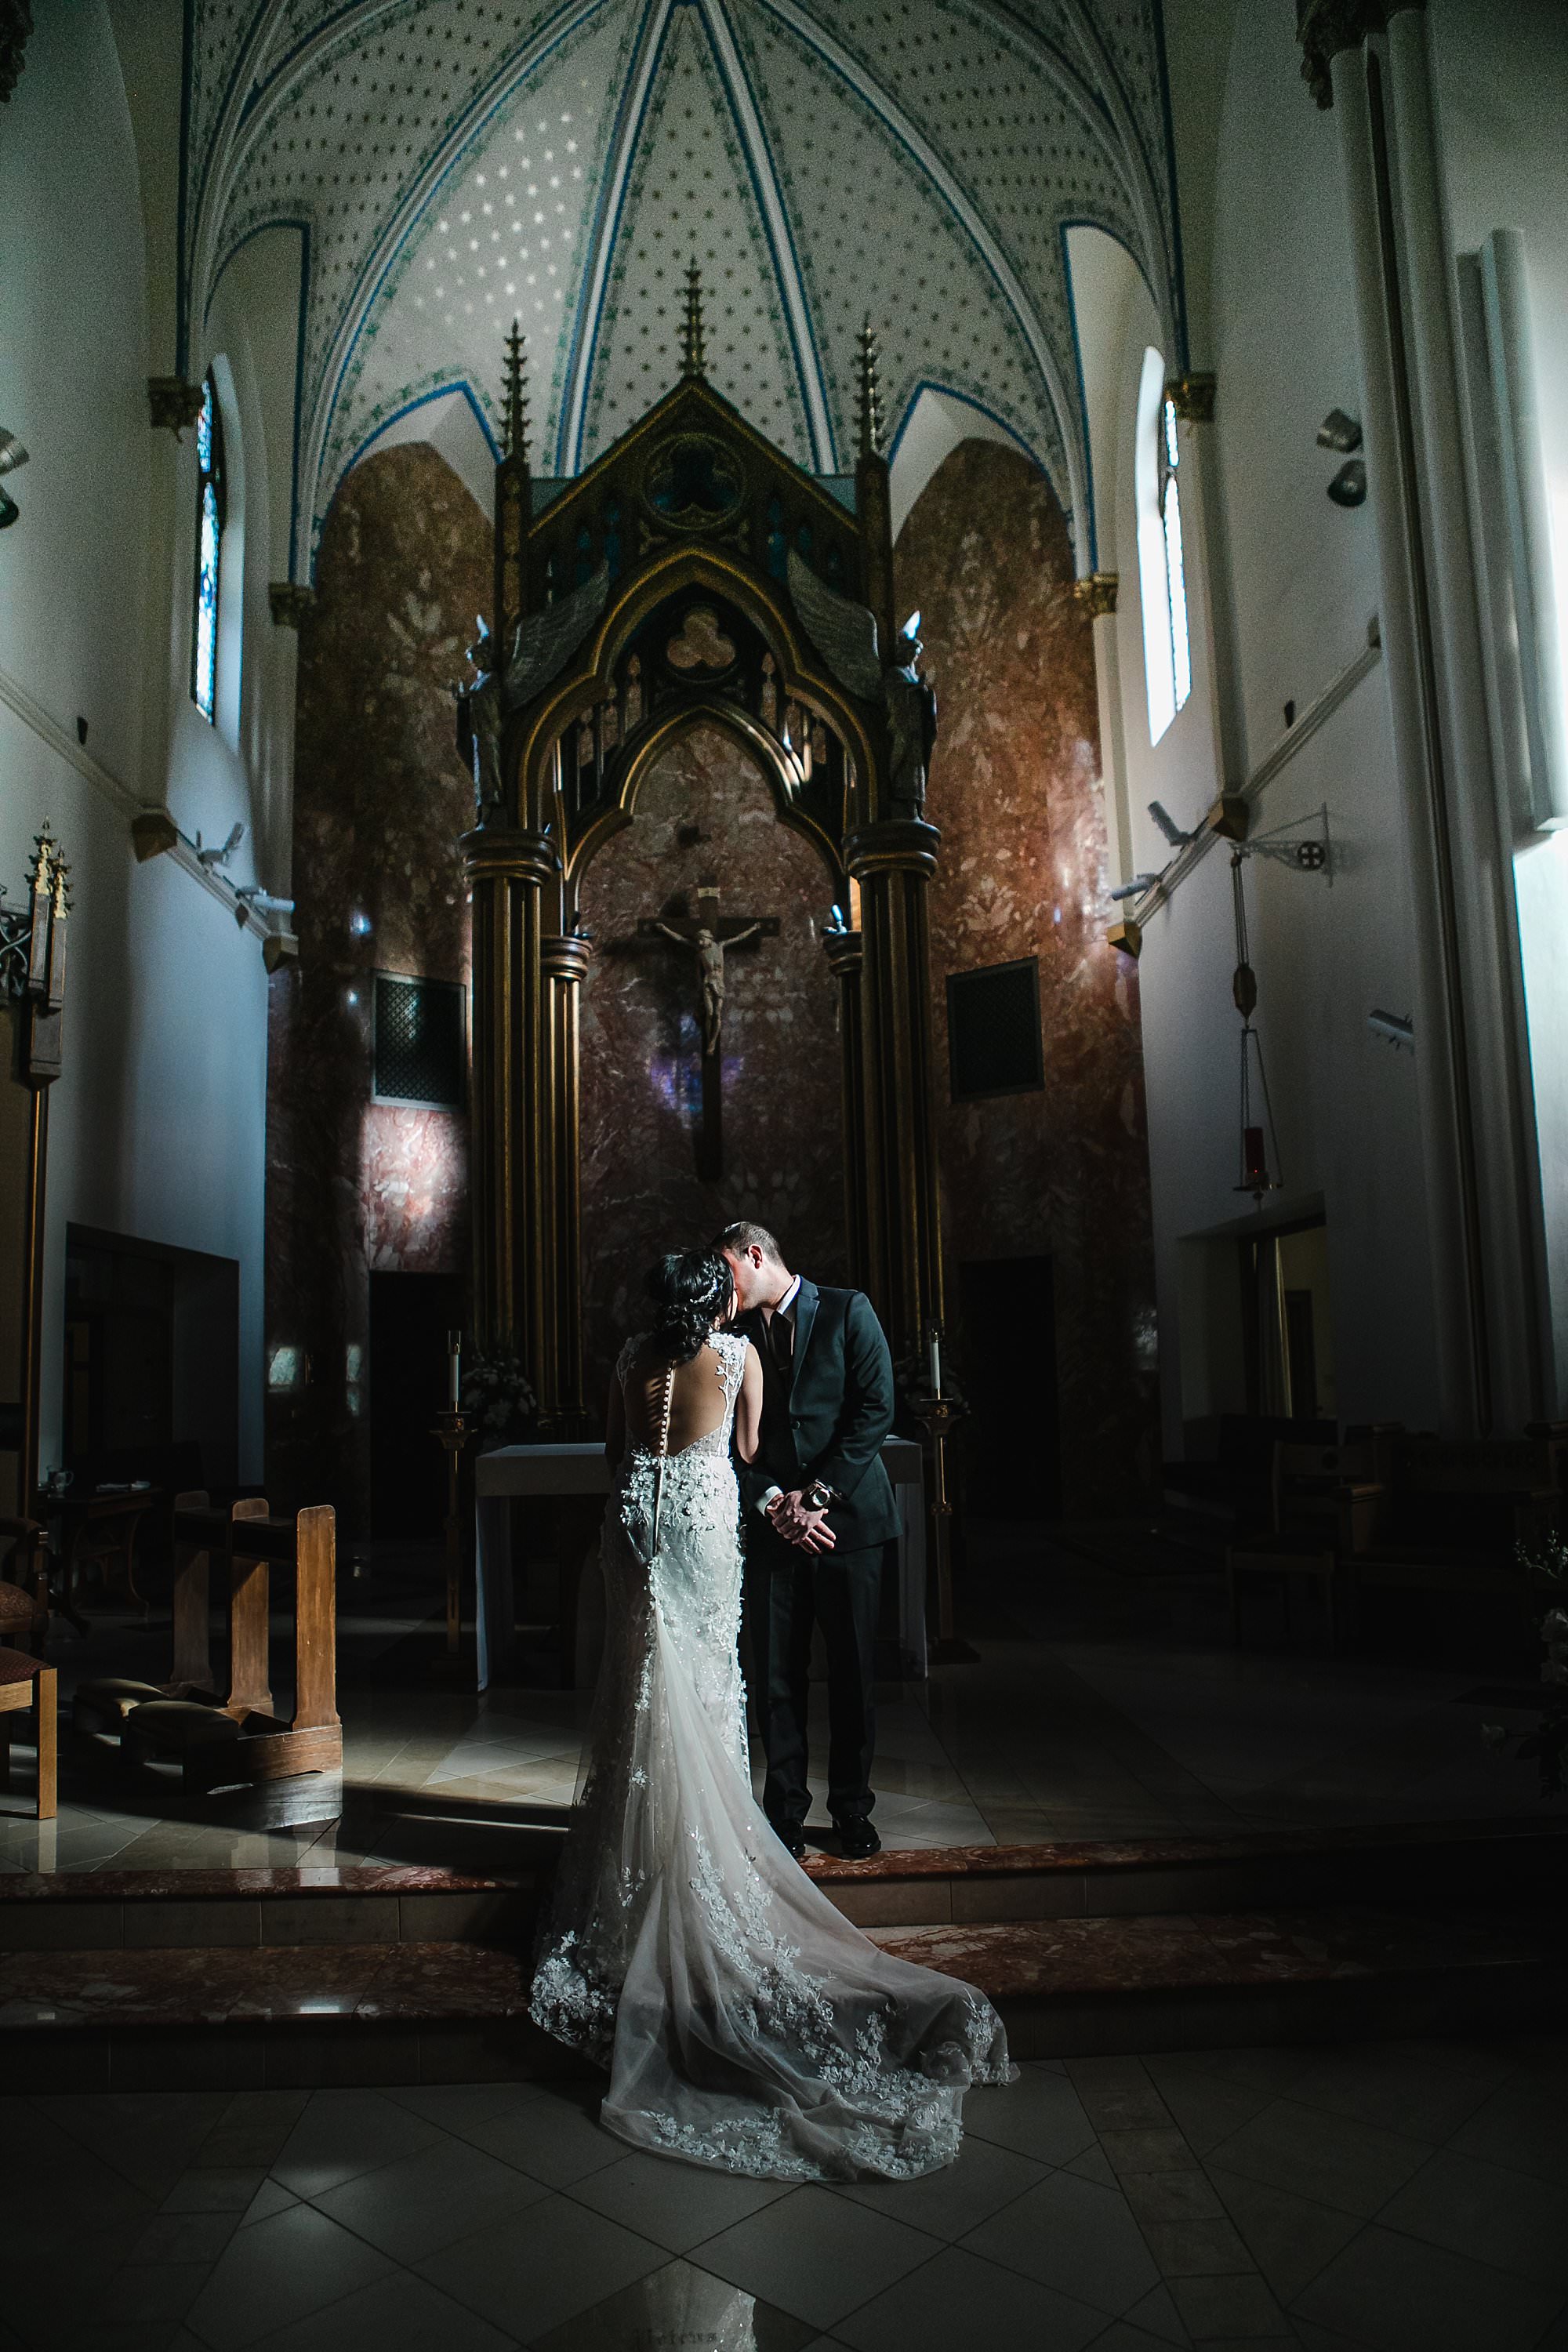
[1367,1008,1414,1053]
[0,431,28,529]
[1327,459,1367,507]
[1317,408,1363,453]
[1148,800,1196,849]
[1109,875,1161,902]
[196,824,244,871]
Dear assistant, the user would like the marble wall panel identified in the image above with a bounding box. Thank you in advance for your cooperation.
[577,722,847,1411]
[265,445,485,1526]
[895,440,1158,1513]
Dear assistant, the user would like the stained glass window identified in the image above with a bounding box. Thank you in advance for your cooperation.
[1160,397,1192,719]
[191,373,225,722]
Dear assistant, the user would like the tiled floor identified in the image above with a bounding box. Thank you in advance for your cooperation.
[0,1529,1552,1876]
[9,2032,1566,2350]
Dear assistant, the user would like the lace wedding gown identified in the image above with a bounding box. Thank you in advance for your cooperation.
[529,1327,1014,2181]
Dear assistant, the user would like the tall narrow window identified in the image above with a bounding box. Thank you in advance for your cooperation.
[1136,350,1193,746]
[1160,396,1192,718]
[192,372,225,722]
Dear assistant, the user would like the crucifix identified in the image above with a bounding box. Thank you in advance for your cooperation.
[637,884,780,1180]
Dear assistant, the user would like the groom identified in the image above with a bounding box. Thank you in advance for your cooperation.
[717,1221,899,1862]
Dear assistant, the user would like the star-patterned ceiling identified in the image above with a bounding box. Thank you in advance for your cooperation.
[183,0,1183,576]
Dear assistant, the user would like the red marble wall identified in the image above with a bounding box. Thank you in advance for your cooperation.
[577,722,848,1412]
[896,441,1158,1512]
[265,445,484,1527]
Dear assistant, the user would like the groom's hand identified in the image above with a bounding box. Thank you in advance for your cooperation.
[768,1490,837,1552]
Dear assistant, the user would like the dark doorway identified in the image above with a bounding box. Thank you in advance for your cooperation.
[369,1270,463,1537]
[64,1227,240,1493]
[956,1255,1060,1519]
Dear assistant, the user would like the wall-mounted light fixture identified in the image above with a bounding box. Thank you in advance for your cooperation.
[1109,875,1162,902]
[1327,459,1367,508]
[1367,1009,1414,1053]
[1316,409,1363,454]
[1148,800,1196,849]
[0,431,28,529]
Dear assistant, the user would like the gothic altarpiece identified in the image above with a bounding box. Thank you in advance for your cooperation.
[460,289,944,1435]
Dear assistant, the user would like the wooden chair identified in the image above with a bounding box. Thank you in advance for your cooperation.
[1227,1544,1341,1650]
[0,1515,49,1656]
[0,1647,56,1818]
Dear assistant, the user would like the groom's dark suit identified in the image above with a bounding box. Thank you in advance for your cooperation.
[736,1280,898,1831]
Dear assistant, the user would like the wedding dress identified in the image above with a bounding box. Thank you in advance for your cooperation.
[529,1327,1014,2181]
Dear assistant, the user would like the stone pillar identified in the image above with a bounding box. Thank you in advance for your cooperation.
[539,931,592,1435]
[1328,31,1487,1433]
[463,829,557,1374]
[1382,4,1545,1428]
[844,819,943,1360]
[822,924,869,1293]
[1073,575,1134,888]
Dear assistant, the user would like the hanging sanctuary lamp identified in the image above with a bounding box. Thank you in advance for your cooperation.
[1229,849,1283,1203]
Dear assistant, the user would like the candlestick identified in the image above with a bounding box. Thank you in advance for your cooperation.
[447,1330,461,1410]
[928,1326,942,1398]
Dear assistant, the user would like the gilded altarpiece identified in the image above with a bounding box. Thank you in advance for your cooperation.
[463,326,944,1431]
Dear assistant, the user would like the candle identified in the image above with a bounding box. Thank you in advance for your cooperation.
[928,1327,942,1398]
[448,1331,461,1410]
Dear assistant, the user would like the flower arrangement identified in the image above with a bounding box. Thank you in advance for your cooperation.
[460,1335,538,1445]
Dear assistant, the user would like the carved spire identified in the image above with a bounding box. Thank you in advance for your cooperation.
[857,319,884,461]
[680,258,706,380]
[501,319,529,465]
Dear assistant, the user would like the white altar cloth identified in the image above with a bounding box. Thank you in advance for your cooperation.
[474,1438,927,1690]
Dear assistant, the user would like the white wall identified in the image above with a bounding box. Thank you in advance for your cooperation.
[1122,0,1443,1446]
[0,2,274,1479]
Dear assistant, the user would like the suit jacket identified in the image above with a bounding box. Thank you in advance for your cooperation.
[736,1280,901,1550]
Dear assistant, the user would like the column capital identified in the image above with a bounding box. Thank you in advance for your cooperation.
[844,819,940,881]
[147,377,205,440]
[822,926,863,982]
[1296,1,1420,109]
[1164,373,1216,423]
[460,827,560,887]
[541,931,593,985]
[1072,572,1119,619]
[268,583,317,630]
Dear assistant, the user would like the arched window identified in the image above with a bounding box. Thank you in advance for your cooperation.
[191,372,226,723]
[1135,350,1192,746]
[1160,394,1192,720]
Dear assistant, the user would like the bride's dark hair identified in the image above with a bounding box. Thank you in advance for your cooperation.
[644,1246,735,1364]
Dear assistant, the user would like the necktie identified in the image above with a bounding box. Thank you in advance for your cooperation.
[768,1310,793,1383]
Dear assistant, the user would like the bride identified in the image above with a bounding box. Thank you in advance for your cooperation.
[530,1244,1013,2181]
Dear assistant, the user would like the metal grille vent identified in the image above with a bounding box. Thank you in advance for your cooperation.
[373,975,466,1107]
[947,958,1044,1100]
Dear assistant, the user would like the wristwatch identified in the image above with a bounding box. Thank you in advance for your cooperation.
[803,1479,837,1513]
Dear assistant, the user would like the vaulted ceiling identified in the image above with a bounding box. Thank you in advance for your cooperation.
[183,0,1183,577]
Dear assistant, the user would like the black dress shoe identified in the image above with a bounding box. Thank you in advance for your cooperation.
[835,1820,881,1860]
[772,1822,808,1860]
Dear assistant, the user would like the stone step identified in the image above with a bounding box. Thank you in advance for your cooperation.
[802,1813,1568,1928]
[1,1900,1558,2092]
[2,1816,1563,1951]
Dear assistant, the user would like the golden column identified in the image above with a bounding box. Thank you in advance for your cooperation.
[844,818,944,1363]
[822,920,869,1294]
[539,930,592,1434]
[463,828,558,1366]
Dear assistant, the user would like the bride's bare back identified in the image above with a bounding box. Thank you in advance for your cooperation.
[609,1335,763,1462]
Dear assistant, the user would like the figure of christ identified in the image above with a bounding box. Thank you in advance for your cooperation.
[655,918,764,1057]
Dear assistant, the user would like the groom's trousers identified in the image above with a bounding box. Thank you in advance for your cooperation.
[745,1524,884,1829]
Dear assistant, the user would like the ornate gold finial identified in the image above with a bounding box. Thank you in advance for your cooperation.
[856,320,885,461]
[680,259,706,380]
[1165,372,1216,423]
[502,319,529,463]
[30,826,56,894]
[1072,572,1119,620]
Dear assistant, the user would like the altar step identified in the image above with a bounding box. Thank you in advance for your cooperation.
[0,1901,1558,2091]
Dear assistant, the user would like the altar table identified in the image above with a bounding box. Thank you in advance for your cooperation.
[474,1439,928,1691]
